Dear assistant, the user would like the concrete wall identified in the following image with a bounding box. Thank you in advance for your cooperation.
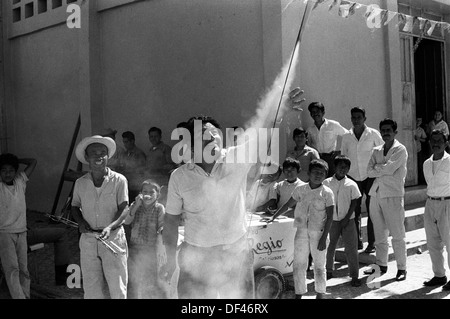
[2,0,448,211]
[284,0,395,153]
[99,0,268,152]
[6,24,80,212]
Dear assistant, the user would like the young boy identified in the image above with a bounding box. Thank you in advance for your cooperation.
[246,163,281,213]
[273,157,305,218]
[0,153,37,299]
[269,159,334,299]
[323,155,362,287]
[124,179,165,299]
[286,128,319,182]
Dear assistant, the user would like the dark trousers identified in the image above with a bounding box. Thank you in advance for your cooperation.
[351,177,375,247]
[326,220,359,279]
[319,153,335,177]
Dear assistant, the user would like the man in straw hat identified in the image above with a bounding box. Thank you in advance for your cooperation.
[71,135,129,299]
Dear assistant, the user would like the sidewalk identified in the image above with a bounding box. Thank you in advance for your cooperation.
[2,209,449,299]
[283,250,450,299]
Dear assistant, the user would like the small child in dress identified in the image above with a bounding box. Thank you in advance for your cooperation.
[246,163,281,213]
[124,179,165,299]
[323,155,362,287]
[269,159,334,299]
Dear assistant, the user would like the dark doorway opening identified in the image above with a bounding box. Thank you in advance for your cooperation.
[414,38,446,185]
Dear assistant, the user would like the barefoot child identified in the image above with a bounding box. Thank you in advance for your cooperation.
[125,179,165,298]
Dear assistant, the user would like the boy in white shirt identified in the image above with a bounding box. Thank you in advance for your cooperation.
[323,155,361,287]
[0,153,37,299]
[273,157,305,218]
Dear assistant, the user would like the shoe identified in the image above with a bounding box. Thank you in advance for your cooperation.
[363,265,387,275]
[395,270,407,281]
[295,294,303,299]
[358,241,363,250]
[326,272,333,280]
[316,293,324,299]
[442,281,450,291]
[364,245,375,254]
[423,276,447,287]
[351,278,362,287]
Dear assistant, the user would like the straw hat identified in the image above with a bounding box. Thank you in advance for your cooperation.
[75,135,116,165]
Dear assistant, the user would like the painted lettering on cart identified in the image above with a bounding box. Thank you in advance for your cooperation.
[252,237,284,255]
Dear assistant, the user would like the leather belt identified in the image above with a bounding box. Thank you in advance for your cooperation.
[428,196,450,201]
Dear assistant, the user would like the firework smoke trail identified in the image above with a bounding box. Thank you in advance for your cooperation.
[244,47,299,131]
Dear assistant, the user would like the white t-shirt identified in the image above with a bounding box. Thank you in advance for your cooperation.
[0,172,28,233]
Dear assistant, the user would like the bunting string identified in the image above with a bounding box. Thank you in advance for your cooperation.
[304,0,450,41]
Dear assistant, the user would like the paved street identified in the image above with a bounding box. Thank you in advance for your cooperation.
[283,250,450,299]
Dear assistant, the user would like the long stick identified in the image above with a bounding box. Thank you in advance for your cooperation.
[249,0,314,215]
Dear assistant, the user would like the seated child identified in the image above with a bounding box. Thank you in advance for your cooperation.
[269,159,334,299]
[323,155,362,287]
[124,179,165,299]
[0,153,37,299]
[274,157,306,218]
[246,163,281,213]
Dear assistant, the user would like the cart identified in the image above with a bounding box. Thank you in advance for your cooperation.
[247,213,296,299]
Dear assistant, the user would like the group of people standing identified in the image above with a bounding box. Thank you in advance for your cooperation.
[2,86,450,299]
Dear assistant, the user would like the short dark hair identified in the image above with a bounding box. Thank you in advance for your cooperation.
[309,159,328,174]
[430,129,448,142]
[283,157,301,172]
[148,127,162,136]
[379,118,397,131]
[0,153,19,171]
[334,154,351,168]
[141,179,161,193]
[308,102,325,113]
[293,128,307,139]
[350,106,366,117]
[185,115,221,146]
[122,131,135,141]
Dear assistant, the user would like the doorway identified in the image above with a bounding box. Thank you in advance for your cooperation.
[414,37,446,185]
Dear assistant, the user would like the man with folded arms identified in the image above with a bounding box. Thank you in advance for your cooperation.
[363,119,407,282]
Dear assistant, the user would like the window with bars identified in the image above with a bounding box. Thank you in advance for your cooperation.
[8,0,81,38]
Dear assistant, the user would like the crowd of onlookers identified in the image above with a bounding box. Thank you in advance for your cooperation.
[2,95,450,299]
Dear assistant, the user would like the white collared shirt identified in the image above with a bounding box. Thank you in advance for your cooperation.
[307,118,348,154]
[367,140,408,198]
[423,152,450,197]
[72,168,129,229]
[323,176,361,221]
[341,126,383,181]
[291,183,335,231]
[166,148,253,247]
